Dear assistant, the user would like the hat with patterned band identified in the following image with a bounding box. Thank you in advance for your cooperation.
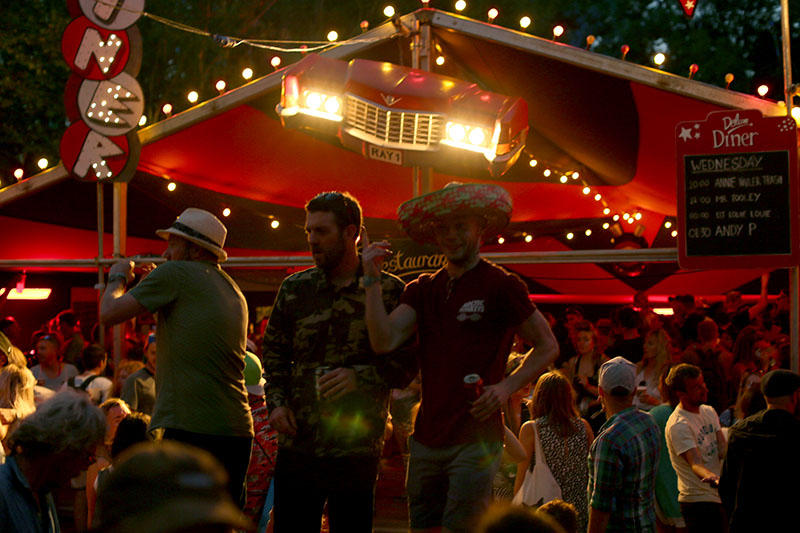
[156,208,228,262]
[397,182,512,244]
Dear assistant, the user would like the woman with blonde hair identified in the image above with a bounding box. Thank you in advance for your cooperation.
[0,364,37,462]
[634,329,672,411]
[515,371,593,532]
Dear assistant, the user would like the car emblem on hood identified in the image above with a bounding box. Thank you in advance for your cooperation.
[381,93,401,106]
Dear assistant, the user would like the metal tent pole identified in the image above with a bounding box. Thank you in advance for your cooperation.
[780,0,798,372]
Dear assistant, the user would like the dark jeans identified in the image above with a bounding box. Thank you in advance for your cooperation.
[680,502,729,533]
[162,428,252,509]
[272,448,380,533]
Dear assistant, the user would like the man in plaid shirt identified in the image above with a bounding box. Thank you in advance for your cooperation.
[588,357,660,532]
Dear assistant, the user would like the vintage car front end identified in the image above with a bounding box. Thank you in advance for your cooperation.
[277,54,528,177]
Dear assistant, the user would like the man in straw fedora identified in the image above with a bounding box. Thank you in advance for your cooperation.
[362,182,558,532]
[100,207,253,507]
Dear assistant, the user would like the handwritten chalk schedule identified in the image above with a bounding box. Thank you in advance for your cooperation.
[677,110,799,269]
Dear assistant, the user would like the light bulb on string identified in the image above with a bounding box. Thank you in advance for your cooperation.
[594,193,602,201]
[585,229,592,236]
[271,56,282,69]
[187,90,199,103]
[653,53,666,67]
[519,16,531,30]
[487,8,498,22]
[529,159,537,167]
[497,236,505,244]
[634,213,642,220]
[688,64,699,79]
[215,80,227,93]
[664,221,672,229]
[582,186,591,195]
[552,25,564,40]
[613,214,620,221]
[270,219,280,229]
[435,55,445,66]
[571,172,579,180]
[37,158,48,169]
[566,232,574,240]
[360,20,369,32]
[242,68,254,80]
[222,208,231,217]
[524,234,533,243]
[162,103,173,116]
[757,84,769,98]
[13,168,23,179]
[671,230,678,237]
[383,6,395,17]
[602,222,610,229]
[603,207,611,215]
[559,175,568,183]
[455,1,466,12]
[585,35,595,50]
[167,182,177,192]
[620,44,630,60]
[138,115,147,126]
[543,169,551,177]
[327,30,338,42]
[725,73,734,90]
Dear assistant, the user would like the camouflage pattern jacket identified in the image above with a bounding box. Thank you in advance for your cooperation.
[263,265,417,458]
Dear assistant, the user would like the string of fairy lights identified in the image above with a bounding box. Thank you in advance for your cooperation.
[8,1,795,242]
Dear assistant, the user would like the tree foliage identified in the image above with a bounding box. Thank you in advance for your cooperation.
[2,0,798,185]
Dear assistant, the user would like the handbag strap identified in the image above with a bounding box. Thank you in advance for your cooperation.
[533,421,545,466]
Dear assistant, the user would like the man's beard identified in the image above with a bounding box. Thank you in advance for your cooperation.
[312,240,346,272]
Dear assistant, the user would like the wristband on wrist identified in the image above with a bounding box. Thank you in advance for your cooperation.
[360,275,381,288]
[108,273,128,286]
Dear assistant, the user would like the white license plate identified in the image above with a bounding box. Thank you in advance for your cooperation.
[366,144,402,165]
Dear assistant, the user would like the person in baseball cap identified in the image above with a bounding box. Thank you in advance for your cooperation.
[598,356,637,396]
[760,369,800,399]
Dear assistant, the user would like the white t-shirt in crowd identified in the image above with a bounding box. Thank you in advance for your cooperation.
[59,373,113,405]
[665,404,724,503]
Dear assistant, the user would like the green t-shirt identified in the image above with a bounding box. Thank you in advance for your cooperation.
[129,260,253,437]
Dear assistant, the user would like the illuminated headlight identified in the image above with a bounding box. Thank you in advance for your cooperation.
[442,121,497,160]
[445,122,489,147]
[295,89,344,122]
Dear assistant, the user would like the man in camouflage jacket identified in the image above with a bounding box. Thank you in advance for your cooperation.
[263,191,415,533]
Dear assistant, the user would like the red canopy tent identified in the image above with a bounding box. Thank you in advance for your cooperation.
[0,8,786,303]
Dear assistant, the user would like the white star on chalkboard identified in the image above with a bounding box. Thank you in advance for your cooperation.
[679,127,693,141]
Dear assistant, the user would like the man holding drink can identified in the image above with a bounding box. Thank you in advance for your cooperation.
[263,191,415,533]
[362,182,559,532]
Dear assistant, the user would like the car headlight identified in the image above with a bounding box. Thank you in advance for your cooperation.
[443,121,492,151]
[293,89,344,122]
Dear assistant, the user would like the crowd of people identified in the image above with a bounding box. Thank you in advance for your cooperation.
[1,182,798,533]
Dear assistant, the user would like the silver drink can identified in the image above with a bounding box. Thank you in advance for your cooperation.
[315,365,331,400]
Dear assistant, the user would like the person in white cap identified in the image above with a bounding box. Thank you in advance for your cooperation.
[362,183,558,532]
[588,356,660,533]
[100,208,253,507]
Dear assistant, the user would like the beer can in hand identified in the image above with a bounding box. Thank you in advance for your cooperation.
[316,365,331,401]
[464,373,484,402]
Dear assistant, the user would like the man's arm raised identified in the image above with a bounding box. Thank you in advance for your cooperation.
[361,227,416,354]
[100,260,147,325]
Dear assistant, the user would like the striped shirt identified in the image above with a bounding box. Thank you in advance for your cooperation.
[589,406,660,532]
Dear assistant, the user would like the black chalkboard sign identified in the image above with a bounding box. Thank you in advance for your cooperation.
[677,110,799,269]
[683,150,792,256]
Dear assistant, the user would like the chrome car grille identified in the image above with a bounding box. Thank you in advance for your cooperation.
[345,95,444,149]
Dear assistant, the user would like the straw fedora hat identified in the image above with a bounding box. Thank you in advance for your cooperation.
[397,182,512,244]
[156,208,228,262]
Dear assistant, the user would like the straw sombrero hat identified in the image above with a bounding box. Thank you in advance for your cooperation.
[156,208,228,262]
[397,182,512,244]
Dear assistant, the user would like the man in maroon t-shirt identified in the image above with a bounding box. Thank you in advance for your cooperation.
[363,183,558,532]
